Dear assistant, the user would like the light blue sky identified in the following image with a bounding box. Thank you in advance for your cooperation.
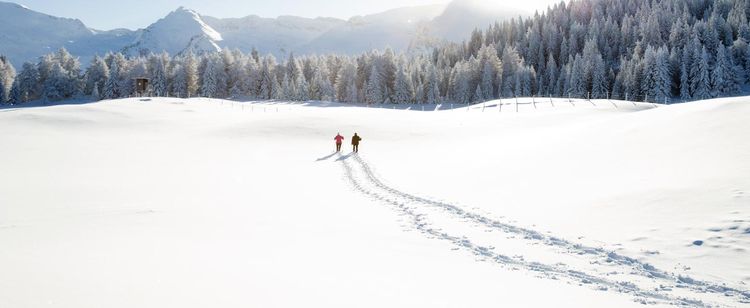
[16,0,558,31]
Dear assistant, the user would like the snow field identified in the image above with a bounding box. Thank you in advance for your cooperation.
[0,96,748,307]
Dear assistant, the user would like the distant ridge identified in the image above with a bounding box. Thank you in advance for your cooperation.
[0,0,520,67]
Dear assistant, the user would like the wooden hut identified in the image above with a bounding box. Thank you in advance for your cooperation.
[134,78,149,96]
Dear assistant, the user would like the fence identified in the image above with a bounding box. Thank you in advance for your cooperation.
[159,96,653,113]
[124,90,730,114]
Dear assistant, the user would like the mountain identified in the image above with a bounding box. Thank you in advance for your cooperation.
[0,0,522,67]
[0,1,136,66]
[204,15,346,56]
[0,2,90,61]
[122,7,223,56]
[429,0,524,41]
[298,5,446,54]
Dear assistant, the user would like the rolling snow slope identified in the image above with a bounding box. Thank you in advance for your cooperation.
[0,97,748,307]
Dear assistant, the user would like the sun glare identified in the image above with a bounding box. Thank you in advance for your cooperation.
[467,0,562,13]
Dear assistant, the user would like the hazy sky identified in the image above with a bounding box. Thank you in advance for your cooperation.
[17,0,561,30]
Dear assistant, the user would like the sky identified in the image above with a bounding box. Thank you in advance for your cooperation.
[16,0,561,30]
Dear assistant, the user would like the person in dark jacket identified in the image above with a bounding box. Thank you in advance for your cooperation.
[351,133,362,153]
[334,133,345,152]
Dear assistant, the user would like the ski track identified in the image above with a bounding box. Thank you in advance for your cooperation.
[337,154,750,307]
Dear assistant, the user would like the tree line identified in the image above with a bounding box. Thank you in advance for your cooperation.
[2,0,750,105]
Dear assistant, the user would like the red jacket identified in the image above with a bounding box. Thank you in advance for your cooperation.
[334,135,345,144]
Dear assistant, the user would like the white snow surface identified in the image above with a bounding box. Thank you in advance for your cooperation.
[0,97,749,307]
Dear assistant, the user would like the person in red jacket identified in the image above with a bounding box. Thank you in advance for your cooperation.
[334,133,345,152]
[351,133,362,153]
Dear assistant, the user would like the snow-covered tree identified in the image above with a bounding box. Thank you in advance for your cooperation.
[590,56,608,98]
[281,73,294,100]
[690,46,711,100]
[51,48,81,98]
[641,46,671,102]
[544,55,558,96]
[425,67,440,104]
[473,84,483,102]
[17,0,750,105]
[85,56,109,96]
[501,47,522,97]
[103,52,128,97]
[308,65,333,101]
[366,66,384,104]
[271,78,283,100]
[183,52,199,97]
[201,54,227,98]
[171,63,188,98]
[481,61,495,100]
[0,56,15,103]
[393,66,413,104]
[295,73,309,101]
[229,57,249,98]
[91,82,101,100]
[568,55,586,97]
[318,67,335,101]
[450,62,471,103]
[104,59,120,99]
[148,54,168,97]
[731,38,750,82]
[245,57,262,98]
[15,62,40,103]
[259,55,277,99]
[42,62,67,101]
[679,49,691,100]
[711,44,741,96]
[381,48,398,99]
[336,61,358,103]
[9,79,21,104]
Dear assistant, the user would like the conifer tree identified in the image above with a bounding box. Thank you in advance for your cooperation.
[393,66,413,104]
[366,66,383,104]
[103,59,120,99]
[691,47,711,100]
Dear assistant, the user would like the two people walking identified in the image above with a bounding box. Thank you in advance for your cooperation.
[334,133,362,153]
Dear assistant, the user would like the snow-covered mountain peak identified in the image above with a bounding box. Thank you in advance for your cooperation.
[122,6,222,56]
[161,6,222,41]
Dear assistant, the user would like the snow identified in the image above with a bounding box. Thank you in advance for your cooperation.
[0,97,748,307]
